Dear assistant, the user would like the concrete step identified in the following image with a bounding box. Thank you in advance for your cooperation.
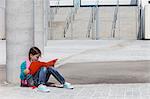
[75,8,91,19]
[50,8,72,40]
[49,6,138,40]
[64,8,91,39]
[53,8,71,21]
[0,65,6,83]
[65,22,89,39]
[98,6,138,40]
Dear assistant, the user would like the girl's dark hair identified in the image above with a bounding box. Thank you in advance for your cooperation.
[28,47,41,60]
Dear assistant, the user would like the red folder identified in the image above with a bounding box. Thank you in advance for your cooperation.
[29,59,58,75]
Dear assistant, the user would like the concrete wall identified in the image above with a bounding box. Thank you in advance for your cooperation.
[0,0,5,39]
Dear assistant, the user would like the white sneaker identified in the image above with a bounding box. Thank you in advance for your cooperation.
[37,84,50,92]
[63,82,74,89]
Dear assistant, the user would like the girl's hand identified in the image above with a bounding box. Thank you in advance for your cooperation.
[54,57,66,67]
[24,69,30,74]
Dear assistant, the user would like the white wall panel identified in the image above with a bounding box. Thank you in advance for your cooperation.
[144,5,150,39]
[49,0,74,6]
[81,0,137,6]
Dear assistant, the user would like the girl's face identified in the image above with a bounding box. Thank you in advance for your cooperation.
[30,54,40,62]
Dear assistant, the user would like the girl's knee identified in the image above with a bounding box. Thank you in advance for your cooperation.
[48,67,57,71]
[48,67,54,69]
[41,67,47,72]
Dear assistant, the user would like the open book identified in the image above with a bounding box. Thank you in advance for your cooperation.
[29,59,58,75]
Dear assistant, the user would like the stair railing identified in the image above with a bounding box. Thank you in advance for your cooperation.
[111,0,119,38]
[87,0,99,39]
[49,0,60,40]
[87,7,95,39]
[137,0,142,39]
[63,0,80,38]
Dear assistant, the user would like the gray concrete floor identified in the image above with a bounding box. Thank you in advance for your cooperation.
[0,83,150,99]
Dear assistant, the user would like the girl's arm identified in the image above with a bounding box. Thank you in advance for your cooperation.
[20,61,26,75]
[24,69,30,74]
[20,61,27,80]
[46,59,58,67]
[29,59,58,75]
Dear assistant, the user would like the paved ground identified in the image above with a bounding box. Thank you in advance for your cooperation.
[0,83,150,99]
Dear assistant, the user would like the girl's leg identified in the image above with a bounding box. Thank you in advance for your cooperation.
[45,73,51,83]
[39,67,47,84]
[33,67,47,85]
[47,67,65,84]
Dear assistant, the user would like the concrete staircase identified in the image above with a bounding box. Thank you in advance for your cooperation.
[50,8,71,40]
[65,8,92,39]
[98,6,138,40]
[49,6,138,40]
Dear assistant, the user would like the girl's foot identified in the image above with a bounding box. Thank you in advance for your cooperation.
[37,84,50,92]
[63,82,74,89]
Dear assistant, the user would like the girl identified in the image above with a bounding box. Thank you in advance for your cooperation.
[20,47,73,92]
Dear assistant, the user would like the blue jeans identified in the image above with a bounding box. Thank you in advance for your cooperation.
[33,67,65,86]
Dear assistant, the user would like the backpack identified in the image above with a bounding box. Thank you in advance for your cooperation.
[20,74,35,87]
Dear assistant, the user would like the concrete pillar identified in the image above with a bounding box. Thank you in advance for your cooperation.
[44,0,49,46]
[0,0,5,40]
[6,0,34,83]
[33,0,44,53]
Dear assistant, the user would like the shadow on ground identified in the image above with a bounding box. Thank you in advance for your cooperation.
[50,60,150,84]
